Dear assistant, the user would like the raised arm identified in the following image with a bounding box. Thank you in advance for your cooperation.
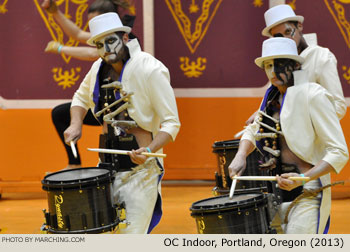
[41,0,91,43]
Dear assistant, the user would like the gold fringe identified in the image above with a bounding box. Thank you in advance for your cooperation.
[120,159,161,184]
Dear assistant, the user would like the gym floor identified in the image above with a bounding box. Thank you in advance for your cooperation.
[0,183,349,234]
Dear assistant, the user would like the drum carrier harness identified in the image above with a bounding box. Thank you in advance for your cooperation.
[95,63,139,172]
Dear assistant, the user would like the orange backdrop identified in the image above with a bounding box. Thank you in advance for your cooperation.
[1,98,349,198]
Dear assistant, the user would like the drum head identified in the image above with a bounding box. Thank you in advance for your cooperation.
[42,167,114,190]
[190,193,266,214]
[45,168,108,181]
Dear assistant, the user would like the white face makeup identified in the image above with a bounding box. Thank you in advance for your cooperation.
[264,59,284,86]
[95,33,123,64]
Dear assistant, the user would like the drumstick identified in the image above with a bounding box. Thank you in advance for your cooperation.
[234,129,245,138]
[234,176,310,181]
[229,175,238,199]
[87,148,167,158]
[70,141,78,159]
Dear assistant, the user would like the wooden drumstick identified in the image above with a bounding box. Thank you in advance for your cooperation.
[234,129,245,138]
[87,148,167,158]
[70,141,78,159]
[233,176,310,181]
[229,175,238,200]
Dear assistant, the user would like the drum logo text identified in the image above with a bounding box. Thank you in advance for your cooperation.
[54,195,64,228]
[219,155,227,188]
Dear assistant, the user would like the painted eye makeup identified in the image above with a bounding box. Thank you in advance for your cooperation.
[107,38,117,44]
[290,28,296,37]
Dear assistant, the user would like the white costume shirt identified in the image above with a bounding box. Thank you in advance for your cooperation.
[301,44,347,119]
[71,39,180,233]
[242,70,349,233]
[71,39,181,150]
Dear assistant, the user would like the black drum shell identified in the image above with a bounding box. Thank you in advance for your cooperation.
[42,168,118,234]
[190,193,270,234]
[212,139,268,193]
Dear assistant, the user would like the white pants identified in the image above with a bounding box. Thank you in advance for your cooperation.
[112,158,161,234]
[272,179,321,234]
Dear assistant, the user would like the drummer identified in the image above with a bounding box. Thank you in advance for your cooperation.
[228,37,348,234]
[63,12,180,233]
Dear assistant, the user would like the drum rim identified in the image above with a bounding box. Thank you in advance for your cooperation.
[45,219,120,234]
[190,193,267,213]
[212,139,240,151]
[41,167,115,189]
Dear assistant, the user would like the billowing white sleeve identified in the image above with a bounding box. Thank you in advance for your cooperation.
[71,66,93,110]
[309,87,349,173]
[318,50,347,119]
[146,63,180,141]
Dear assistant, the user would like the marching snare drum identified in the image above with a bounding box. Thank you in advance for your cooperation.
[212,139,268,194]
[41,168,120,234]
[190,193,272,234]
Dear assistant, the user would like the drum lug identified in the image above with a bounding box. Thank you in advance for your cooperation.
[115,204,126,221]
[40,209,51,233]
[42,209,50,226]
[96,178,100,188]
[212,187,218,196]
[40,224,49,234]
[118,220,129,229]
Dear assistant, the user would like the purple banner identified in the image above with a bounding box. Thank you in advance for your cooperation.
[154,0,350,97]
[154,0,269,88]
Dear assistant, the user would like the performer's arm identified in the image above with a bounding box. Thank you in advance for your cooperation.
[44,41,99,61]
[277,160,335,191]
[42,0,91,43]
[129,132,172,165]
[277,86,348,190]
[129,60,180,165]
[318,50,347,119]
[228,139,256,178]
[63,106,87,145]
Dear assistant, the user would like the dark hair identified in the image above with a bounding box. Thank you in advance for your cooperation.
[288,21,299,28]
[88,0,130,14]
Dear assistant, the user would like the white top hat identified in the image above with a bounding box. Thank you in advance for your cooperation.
[87,12,131,46]
[262,4,304,37]
[255,37,305,68]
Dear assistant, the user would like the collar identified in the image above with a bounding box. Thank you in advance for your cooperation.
[126,38,142,58]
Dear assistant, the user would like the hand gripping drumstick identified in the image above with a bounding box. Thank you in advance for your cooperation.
[70,141,78,159]
[229,175,310,200]
[87,148,167,158]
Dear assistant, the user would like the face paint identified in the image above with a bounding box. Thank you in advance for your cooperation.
[271,23,297,39]
[273,58,296,84]
[264,59,296,88]
[95,33,124,64]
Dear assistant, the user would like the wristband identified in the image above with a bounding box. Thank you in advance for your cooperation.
[57,45,63,54]
[300,174,305,185]
[146,147,152,153]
